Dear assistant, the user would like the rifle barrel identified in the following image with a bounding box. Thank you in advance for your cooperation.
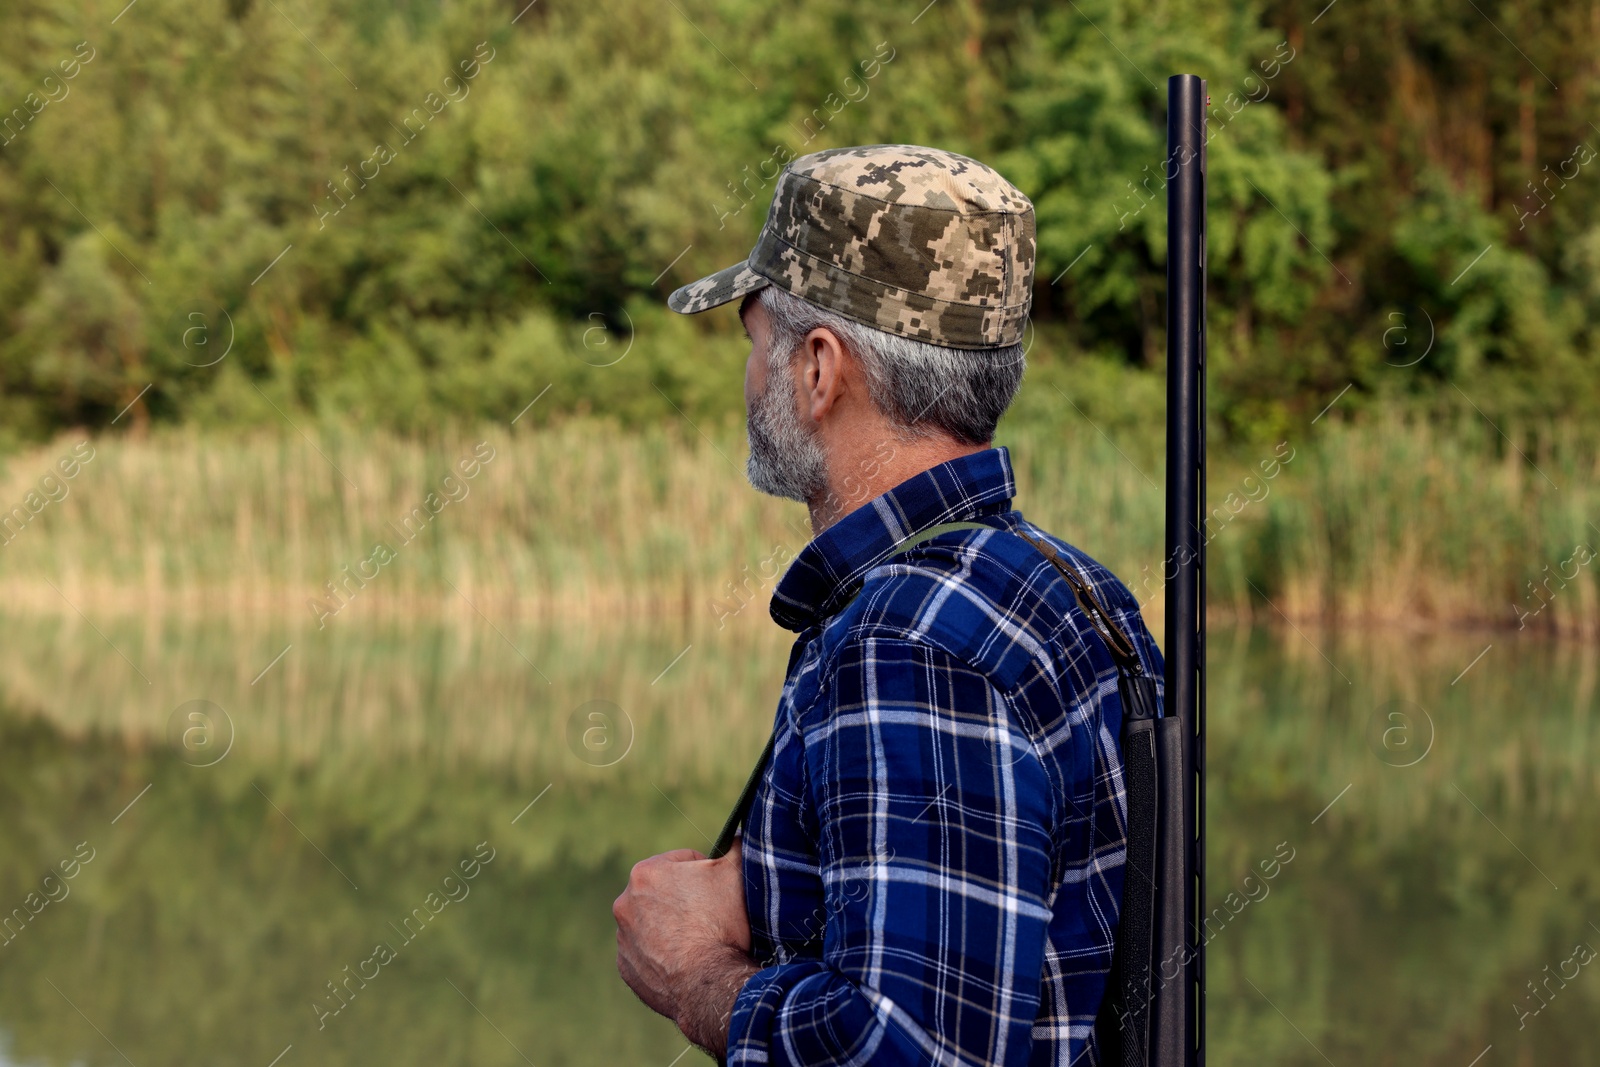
[1163,72,1207,1067]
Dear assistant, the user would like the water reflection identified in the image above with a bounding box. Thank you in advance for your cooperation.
[0,614,1594,1066]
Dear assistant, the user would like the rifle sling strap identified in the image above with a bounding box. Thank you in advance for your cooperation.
[707,520,1145,860]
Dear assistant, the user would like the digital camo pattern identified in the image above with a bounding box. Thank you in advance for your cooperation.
[665,261,768,318]
[667,144,1035,349]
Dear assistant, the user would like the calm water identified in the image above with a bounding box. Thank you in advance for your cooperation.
[0,610,1594,1066]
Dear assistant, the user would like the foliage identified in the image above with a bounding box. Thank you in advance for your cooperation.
[0,0,1596,445]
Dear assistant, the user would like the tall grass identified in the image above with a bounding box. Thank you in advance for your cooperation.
[0,411,1594,633]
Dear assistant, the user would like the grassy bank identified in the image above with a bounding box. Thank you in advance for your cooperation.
[0,412,1595,635]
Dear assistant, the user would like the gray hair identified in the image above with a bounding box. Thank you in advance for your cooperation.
[756,286,1025,445]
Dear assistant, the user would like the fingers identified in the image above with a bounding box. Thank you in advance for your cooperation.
[628,849,706,889]
[663,848,709,863]
[637,848,707,869]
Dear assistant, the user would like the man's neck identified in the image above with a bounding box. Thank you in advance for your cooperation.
[806,433,991,536]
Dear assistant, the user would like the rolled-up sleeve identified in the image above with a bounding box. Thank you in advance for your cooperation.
[726,634,1058,1066]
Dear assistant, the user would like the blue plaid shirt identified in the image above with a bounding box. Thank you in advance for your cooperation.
[726,446,1164,1067]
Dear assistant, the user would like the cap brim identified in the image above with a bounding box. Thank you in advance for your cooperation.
[667,261,768,315]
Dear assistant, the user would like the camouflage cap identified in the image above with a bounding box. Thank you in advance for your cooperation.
[667,144,1035,349]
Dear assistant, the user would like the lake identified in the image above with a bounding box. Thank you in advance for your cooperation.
[0,609,1594,1066]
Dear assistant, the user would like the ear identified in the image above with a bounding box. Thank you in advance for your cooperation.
[800,327,850,424]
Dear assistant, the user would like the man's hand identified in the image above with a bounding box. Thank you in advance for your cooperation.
[614,837,762,1058]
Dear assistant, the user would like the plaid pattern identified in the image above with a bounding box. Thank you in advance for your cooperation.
[728,447,1165,1066]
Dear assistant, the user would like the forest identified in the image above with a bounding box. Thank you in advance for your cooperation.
[0,0,1596,448]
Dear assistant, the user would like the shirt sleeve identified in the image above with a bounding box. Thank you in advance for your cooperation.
[725,634,1058,1066]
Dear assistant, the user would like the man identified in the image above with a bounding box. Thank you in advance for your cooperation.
[613,144,1164,1065]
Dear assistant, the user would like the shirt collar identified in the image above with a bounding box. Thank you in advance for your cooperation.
[769,445,1018,632]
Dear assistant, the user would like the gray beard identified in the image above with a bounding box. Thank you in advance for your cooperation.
[745,361,829,506]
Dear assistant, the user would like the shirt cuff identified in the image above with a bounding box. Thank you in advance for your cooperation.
[724,959,830,1065]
